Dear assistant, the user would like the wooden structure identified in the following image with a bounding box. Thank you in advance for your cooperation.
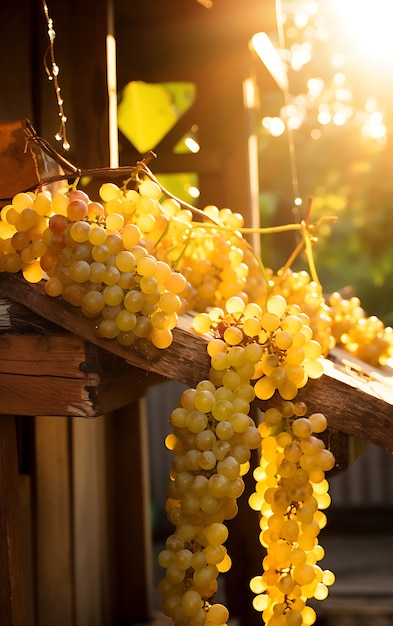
[1,271,393,626]
[1,2,393,626]
[1,274,393,452]
[0,0,279,219]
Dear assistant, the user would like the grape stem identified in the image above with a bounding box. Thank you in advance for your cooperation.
[9,135,221,227]
[274,198,336,288]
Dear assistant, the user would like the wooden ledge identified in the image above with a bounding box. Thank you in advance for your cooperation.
[0,272,210,389]
[1,272,393,452]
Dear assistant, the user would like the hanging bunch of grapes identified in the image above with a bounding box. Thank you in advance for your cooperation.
[1,158,392,626]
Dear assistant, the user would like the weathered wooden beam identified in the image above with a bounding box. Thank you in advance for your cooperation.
[0,327,163,418]
[296,353,393,455]
[0,273,210,389]
[1,272,393,452]
[0,415,27,626]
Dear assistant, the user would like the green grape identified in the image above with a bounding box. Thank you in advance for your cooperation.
[124,290,144,312]
[102,265,120,285]
[45,276,63,297]
[81,290,105,316]
[70,220,91,243]
[133,315,152,338]
[254,376,275,400]
[22,260,44,283]
[113,250,135,272]
[106,212,124,231]
[92,244,110,263]
[3,253,23,273]
[292,417,313,438]
[116,309,137,332]
[88,225,107,245]
[102,284,124,306]
[89,261,106,283]
[194,389,216,413]
[12,192,33,211]
[70,260,90,283]
[140,275,158,294]
[98,319,119,339]
[99,182,123,202]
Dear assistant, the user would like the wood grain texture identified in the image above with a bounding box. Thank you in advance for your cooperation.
[104,401,153,623]
[0,273,211,388]
[0,415,27,626]
[0,333,85,378]
[71,415,108,626]
[1,273,393,450]
[34,417,73,626]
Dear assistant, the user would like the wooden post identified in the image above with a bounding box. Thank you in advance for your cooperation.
[0,415,27,626]
[34,417,73,626]
[105,400,153,624]
[71,415,109,626]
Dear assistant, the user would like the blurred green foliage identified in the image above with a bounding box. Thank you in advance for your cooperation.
[259,117,393,325]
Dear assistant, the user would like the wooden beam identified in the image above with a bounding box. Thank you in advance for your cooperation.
[34,417,73,626]
[105,401,153,623]
[0,329,163,417]
[0,416,27,626]
[71,415,108,626]
[1,273,393,452]
[0,273,211,389]
[296,355,393,455]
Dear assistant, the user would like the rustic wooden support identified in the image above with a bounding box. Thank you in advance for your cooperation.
[0,415,27,626]
[34,417,73,626]
[1,272,393,453]
[0,296,163,418]
[105,401,153,624]
[0,273,210,389]
[71,414,108,626]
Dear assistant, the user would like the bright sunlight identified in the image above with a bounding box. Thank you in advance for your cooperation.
[330,0,393,66]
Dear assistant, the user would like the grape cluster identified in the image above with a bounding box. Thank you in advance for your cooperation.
[249,401,336,626]
[159,348,262,625]
[0,185,190,349]
[328,291,393,366]
[158,292,335,626]
[0,180,269,350]
[267,269,393,368]
[165,207,265,312]
[268,269,334,358]
[0,174,350,626]
[193,294,325,402]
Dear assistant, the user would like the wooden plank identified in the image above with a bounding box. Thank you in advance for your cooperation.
[0,273,211,389]
[0,331,163,417]
[105,401,153,623]
[296,363,393,454]
[72,415,108,626]
[34,416,73,626]
[88,362,164,417]
[0,372,93,417]
[2,273,393,451]
[0,297,63,335]
[19,475,35,626]
[0,363,162,418]
[0,415,27,626]
[0,334,85,378]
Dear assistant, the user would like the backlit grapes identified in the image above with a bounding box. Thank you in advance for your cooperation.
[3,166,388,626]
